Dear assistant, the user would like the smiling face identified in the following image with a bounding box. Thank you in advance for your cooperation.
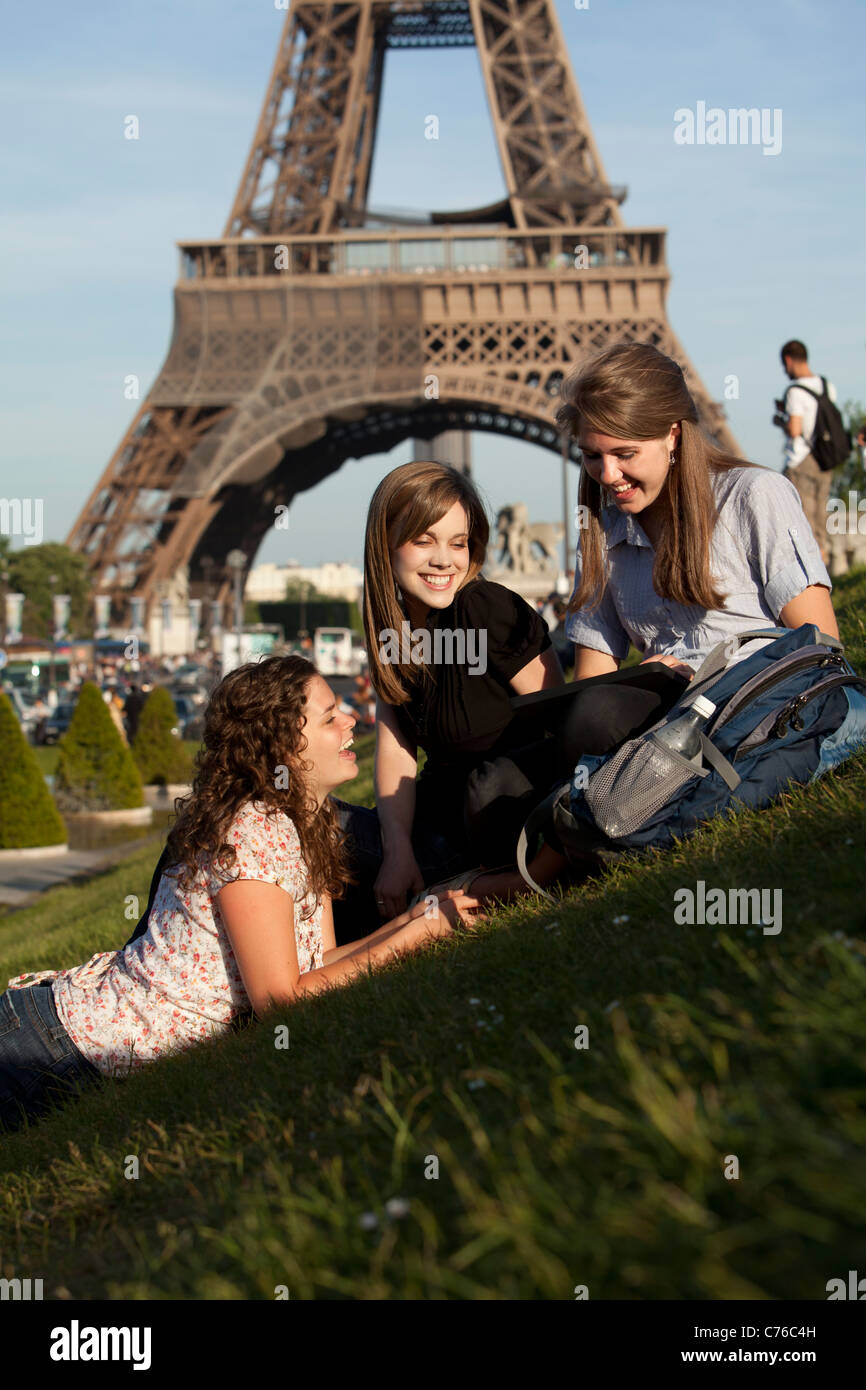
[578,423,681,525]
[299,674,358,804]
[390,498,471,622]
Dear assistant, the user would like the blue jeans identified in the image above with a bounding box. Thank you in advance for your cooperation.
[0,983,103,1134]
[331,789,472,947]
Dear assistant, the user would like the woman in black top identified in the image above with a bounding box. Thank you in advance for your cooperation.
[331,460,565,943]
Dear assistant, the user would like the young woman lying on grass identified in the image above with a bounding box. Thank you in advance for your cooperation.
[0,656,482,1134]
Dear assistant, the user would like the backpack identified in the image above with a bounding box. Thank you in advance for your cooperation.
[517,624,866,897]
[785,378,852,472]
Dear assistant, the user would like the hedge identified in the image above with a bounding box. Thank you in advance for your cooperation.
[54,683,144,812]
[0,692,67,848]
[132,687,194,786]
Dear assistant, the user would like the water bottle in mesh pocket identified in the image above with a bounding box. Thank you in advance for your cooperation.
[583,734,708,839]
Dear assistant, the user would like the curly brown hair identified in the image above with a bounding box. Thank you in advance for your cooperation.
[164,655,353,901]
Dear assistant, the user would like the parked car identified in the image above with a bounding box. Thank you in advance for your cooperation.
[4,686,41,742]
[168,681,208,709]
[171,694,205,742]
[39,701,77,745]
[172,663,213,691]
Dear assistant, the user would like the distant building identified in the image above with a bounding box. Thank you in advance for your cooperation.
[245,561,363,603]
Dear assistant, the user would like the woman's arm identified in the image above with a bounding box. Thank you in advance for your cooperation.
[373,696,424,915]
[572,645,620,680]
[374,695,418,833]
[780,584,839,640]
[219,879,480,1016]
[509,646,566,694]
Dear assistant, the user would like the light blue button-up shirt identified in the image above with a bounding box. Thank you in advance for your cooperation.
[565,465,832,668]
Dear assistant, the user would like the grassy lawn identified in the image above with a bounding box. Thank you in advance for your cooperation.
[1,571,865,1299]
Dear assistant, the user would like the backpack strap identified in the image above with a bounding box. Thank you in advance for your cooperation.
[690,625,843,691]
[784,381,821,404]
[690,628,788,687]
[698,734,742,791]
[516,793,560,903]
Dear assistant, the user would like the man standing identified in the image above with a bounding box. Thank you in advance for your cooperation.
[123,682,145,742]
[778,339,838,563]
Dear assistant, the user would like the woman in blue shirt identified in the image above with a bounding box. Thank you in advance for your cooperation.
[557,343,838,707]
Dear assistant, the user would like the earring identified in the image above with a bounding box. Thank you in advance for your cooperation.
[669,450,677,465]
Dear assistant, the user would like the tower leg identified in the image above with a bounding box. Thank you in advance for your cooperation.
[412,431,472,476]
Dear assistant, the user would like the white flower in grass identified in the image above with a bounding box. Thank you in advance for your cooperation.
[612,914,630,925]
[385,1197,410,1220]
[467,1078,486,1091]
[359,1212,378,1230]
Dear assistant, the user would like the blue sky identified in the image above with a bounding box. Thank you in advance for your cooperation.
[2,0,864,568]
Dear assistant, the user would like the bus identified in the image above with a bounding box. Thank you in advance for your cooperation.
[314,628,362,676]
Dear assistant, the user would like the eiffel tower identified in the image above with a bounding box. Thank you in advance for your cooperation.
[69,0,737,633]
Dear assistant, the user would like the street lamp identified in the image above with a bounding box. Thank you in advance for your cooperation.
[299,580,308,641]
[0,556,7,648]
[48,572,57,694]
[226,549,246,667]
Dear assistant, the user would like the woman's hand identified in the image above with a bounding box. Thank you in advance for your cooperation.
[401,890,485,944]
[640,653,695,680]
[373,845,424,919]
[408,887,484,926]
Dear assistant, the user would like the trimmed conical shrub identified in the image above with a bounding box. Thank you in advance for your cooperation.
[54,683,144,812]
[132,687,194,786]
[0,691,67,848]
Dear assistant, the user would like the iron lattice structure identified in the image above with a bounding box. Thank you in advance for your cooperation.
[69,0,737,622]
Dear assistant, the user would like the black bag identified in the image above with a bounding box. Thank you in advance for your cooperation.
[123,846,170,947]
[785,377,852,472]
[464,664,689,865]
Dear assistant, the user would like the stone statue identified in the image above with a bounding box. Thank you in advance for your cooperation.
[494,503,563,575]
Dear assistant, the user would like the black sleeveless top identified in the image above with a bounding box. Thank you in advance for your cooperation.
[392,578,552,781]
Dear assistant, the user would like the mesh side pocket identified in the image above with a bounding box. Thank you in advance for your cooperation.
[584,734,702,839]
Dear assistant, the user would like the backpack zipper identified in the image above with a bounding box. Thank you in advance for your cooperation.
[733,673,866,761]
[706,650,847,737]
[772,673,866,737]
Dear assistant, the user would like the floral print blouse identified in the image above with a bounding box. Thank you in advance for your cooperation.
[6,801,324,1078]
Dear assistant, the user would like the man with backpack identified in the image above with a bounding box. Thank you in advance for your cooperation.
[777,339,851,563]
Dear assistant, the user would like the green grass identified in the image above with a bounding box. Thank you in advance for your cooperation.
[1,571,866,1299]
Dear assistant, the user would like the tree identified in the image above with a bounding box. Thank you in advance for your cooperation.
[0,692,67,848]
[132,688,194,785]
[54,683,144,812]
[284,577,328,602]
[0,539,92,640]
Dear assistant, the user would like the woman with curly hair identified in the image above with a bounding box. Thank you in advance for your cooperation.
[0,656,481,1133]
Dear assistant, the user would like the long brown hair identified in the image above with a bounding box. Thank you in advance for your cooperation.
[363,460,490,704]
[556,342,757,613]
[165,655,352,900]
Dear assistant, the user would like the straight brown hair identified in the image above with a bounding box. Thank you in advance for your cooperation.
[556,343,758,614]
[363,460,489,704]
